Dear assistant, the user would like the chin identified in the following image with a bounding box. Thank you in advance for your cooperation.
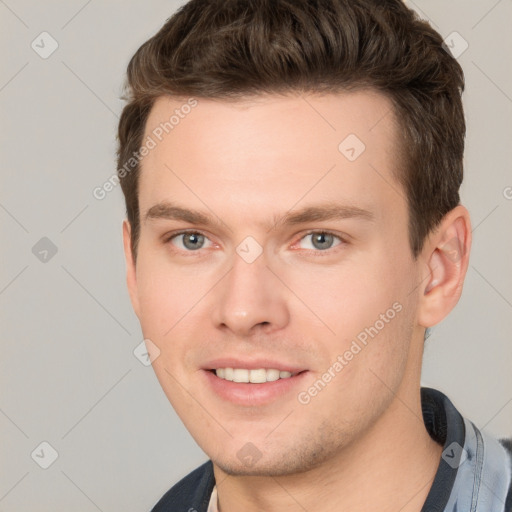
[211,438,334,477]
[214,458,302,477]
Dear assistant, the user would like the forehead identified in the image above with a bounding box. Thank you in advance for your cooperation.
[138,91,404,225]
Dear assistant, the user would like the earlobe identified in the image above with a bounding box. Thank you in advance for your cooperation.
[417,206,472,328]
[122,219,140,318]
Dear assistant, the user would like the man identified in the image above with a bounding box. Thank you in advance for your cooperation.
[116,0,512,510]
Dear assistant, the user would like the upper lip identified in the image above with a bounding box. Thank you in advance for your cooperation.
[203,358,307,373]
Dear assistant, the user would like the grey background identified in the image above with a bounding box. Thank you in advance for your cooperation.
[1,0,511,510]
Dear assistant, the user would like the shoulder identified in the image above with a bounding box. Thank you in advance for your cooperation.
[499,437,512,512]
[150,460,215,512]
[499,436,512,456]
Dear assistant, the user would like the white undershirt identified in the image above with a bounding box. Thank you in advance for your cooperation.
[207,484,218,512]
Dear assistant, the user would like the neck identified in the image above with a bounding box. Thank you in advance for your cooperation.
[213,385,443,512]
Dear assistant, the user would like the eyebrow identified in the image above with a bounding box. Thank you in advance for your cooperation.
[144,201,375,231]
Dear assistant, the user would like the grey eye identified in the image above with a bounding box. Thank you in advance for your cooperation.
[300,232,340,251]
[312,233,333,250]
[178,232,206,250]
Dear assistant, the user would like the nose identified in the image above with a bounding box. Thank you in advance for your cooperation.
[211,251,289,337]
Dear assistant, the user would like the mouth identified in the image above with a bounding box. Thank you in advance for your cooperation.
[207,367,305,383]
[202,367,310,406]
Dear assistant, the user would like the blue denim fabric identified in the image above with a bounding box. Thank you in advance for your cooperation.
[441,419,511,512]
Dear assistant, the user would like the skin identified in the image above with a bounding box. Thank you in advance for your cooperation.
[122,91,471,511]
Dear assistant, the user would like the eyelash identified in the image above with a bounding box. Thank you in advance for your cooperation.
[163,229,347,257]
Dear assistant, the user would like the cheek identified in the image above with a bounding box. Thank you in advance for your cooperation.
[296,250,415,382]
[134,250,203,340]
[338,262,417,394]
[286,255,405,343]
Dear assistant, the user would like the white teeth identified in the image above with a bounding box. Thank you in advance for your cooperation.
[266,369,280,382]
[249,369,267,383]
[214,368,298,383]
[232,369,249,382]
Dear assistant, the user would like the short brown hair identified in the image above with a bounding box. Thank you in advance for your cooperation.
[117,0,465,262]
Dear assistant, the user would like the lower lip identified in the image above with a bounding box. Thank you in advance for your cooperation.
[202,369,310,406]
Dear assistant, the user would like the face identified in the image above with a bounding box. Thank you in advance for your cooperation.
[124,91,426,476]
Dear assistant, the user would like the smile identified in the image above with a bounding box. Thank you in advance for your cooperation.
[213,368,300,383]
[203,368,309,406]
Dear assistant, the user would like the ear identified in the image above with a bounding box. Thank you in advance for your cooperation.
[417,205,472,328]
[122,219,140,318]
